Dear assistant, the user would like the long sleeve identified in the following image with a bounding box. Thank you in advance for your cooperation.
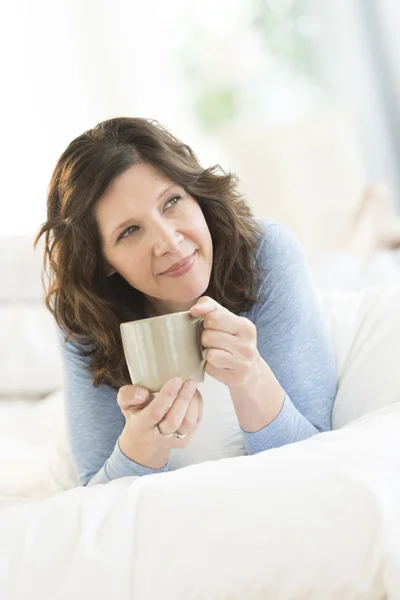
[242,222,337,454]
[60,332,168,486]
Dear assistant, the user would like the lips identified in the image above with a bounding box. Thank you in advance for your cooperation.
[160,251,196,275]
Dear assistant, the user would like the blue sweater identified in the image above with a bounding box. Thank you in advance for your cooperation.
[60,221,337,486]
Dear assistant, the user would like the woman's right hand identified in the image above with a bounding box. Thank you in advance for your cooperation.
[117,377,203,470]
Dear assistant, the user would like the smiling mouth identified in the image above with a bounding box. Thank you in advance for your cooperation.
[160,251,197,275]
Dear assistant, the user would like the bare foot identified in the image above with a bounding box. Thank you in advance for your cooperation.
[341,182,400,259]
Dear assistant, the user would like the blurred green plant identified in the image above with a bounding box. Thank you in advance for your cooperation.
[177,0,319,132]
[251,0,318,80]
[194,87,238,131]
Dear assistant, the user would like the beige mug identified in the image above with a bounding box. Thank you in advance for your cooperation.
[120,311,206,393]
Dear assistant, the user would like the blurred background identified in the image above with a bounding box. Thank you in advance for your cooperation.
[1,0,400,259]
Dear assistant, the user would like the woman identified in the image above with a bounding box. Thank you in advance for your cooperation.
[35,117,336,486]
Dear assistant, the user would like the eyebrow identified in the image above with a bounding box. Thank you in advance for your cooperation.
[110,183,176,238]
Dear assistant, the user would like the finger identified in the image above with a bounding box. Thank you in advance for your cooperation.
[202,308,242,336]
[201,329,256,361]
[142,377,183,427]
[205,348,236,369]
[189,295,222,317]
[190,296,245,335]
[196,391,203,424]
[117,385,151,412]
[178,390,201,435]
[205,362,225,381]
[158,380,197,435]
[201,329,237,353]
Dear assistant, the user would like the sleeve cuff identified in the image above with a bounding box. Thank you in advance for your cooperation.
[242,393,318,454]
[102,439,169,480]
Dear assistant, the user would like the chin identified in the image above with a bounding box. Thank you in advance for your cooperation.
[175,287,207,305]
[169,279,209,304]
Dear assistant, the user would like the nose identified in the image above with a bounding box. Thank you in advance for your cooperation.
[153,221,184,256]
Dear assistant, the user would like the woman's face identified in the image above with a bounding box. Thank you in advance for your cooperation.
[95,163,213,315]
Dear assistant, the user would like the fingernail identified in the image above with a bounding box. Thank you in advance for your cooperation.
[135,388,146,400]
[168,377,182,395]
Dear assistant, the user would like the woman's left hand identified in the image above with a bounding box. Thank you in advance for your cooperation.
[189,296,262,389]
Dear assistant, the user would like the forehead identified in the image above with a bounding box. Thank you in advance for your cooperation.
[95,164,174,216]
[103,163,170,203]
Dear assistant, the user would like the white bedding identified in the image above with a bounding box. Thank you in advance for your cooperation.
[1,284,400,599]
[0,402,399,599]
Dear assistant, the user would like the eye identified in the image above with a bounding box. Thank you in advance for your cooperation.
[165,195,181,209]
[118,224,139,242]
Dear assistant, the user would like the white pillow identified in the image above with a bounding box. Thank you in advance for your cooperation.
[0,233,63,396]
[319,285,400,428]
[0,234,44,302]
[0,304,63,396]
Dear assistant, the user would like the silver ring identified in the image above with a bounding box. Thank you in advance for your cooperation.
[174,431,188,439]
[153,424,174,438]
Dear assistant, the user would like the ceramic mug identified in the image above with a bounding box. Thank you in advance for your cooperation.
[120,311,206,393]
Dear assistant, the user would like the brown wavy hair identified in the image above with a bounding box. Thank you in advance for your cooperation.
[35,117,263,390]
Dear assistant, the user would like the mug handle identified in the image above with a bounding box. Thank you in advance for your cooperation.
[192,316,208,369]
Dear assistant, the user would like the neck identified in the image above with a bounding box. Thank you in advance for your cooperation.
[144,296,197,317]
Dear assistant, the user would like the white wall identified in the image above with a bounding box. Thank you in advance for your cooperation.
[0,0,207,238]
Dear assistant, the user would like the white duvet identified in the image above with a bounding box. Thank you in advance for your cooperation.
[1,285,400,599]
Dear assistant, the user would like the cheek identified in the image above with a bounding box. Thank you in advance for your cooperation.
[115,247,150,285]
[198,220,213,258]
[189,207,212,250]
